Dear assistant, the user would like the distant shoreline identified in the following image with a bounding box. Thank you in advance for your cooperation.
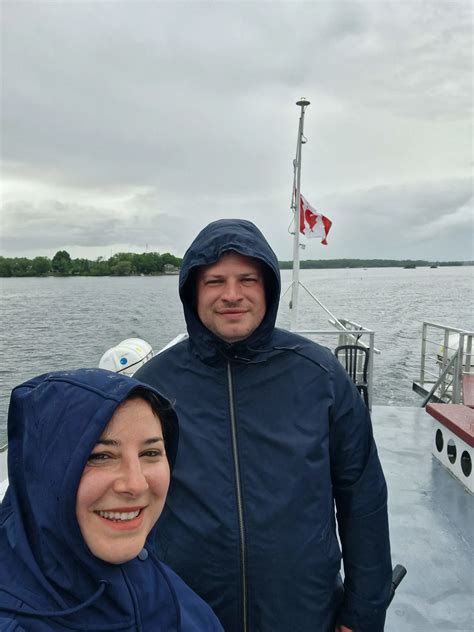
[278,259,473,270]
[0,252,472,278]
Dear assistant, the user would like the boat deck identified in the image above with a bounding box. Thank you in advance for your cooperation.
[0,406,472,630]
[373,405,473,632]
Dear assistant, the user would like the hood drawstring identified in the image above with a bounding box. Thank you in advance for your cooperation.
[219,341,299,364]
[0,580,108,618]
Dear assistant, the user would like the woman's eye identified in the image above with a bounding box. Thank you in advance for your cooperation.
[87,452,111,463]
[141,450,163,458]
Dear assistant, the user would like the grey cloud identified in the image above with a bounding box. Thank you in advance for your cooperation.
[320,177,473,259]
[2,177,471,262]
[1,2,471,262]
[0,197,202,256]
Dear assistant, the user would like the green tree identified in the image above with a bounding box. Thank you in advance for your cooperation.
[71,258,91,275]
[162,252,181,268]
[133,252,162,275]
[108,253,135,274]
[110,260,133,275]
[52,250,72,275]
[0,257,12,277]
[89,257,110,276]
[10,258,32,276]
[32,256,51,276]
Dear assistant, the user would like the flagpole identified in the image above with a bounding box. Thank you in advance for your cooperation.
[290,97,310,331]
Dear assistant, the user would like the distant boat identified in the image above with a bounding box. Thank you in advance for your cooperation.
[404,263,416,269]
[430,264,438,268]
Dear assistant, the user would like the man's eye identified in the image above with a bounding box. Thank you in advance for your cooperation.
[242,277,258,284]
[205,279,222,285]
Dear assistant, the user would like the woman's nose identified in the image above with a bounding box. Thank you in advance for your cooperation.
[113,459,149,495]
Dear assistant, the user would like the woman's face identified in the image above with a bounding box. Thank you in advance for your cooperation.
[76,398,170,564]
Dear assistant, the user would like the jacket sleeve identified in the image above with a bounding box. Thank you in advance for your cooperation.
[0,616,27,631]
[329,360,392,632]
[159,563,225,632]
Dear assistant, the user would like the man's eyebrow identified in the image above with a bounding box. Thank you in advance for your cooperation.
[201,271,260,279]
[94,437,164,447]
[237,272,262,280]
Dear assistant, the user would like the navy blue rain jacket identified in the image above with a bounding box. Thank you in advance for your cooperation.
[0,368,224,631]
[135,219,392,632]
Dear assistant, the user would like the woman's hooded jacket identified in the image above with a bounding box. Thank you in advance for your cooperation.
[135,219,392,632]
[0,368,223,631]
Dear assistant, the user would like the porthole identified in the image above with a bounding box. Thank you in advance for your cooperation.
[447,439,457,464]
[461,451,472,477]
[435,429,444,452]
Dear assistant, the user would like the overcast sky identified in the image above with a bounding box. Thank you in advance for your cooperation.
[1,0,472,262]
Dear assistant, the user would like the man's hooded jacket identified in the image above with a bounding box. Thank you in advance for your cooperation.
[135,219,392,632]
[0,369,224,631]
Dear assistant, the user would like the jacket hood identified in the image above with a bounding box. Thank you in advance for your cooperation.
[179,219,281,360]
[0,368,179,626]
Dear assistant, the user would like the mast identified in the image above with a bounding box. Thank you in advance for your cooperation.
[290,97,310,331]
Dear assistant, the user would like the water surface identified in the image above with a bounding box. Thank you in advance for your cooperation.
[1,266,473,444]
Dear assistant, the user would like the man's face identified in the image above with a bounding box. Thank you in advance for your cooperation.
[196,251,266,343]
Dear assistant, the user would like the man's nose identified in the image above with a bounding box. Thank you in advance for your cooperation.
[113,458,149,496]
[221,280,242,302]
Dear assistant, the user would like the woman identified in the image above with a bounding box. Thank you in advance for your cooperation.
[0,368,223,631]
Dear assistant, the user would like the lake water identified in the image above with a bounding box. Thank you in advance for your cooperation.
[1,266,473,445]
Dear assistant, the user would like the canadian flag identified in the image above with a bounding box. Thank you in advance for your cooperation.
[299,193,332,245]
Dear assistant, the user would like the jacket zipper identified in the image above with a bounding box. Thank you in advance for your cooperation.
[226,360,248,632]
[121,568,142,631]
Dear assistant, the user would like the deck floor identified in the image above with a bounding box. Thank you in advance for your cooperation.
[372,405,473,632]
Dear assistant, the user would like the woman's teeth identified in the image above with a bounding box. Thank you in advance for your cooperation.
[96,510,141,521]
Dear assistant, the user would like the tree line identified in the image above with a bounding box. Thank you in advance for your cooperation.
[0,251,470,277]
[279,258,469,269]
[0,250,183,277]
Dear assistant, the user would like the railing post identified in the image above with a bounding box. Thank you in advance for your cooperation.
[421,353,457,407]
[440,328,452,398]
[420,322,427,385]
[452,333,464,404]
[368,331,375,412]
[465,333,473,374]
[442,328,450,368]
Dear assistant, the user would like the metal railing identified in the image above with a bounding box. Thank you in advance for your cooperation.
[293,318,377,411]
[413,321,474,405]
[281,281,379,409]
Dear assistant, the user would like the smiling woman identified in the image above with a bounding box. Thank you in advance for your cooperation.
[0,369,224,631]
[76,396,171,565]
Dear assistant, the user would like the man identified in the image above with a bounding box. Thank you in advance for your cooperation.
[135,219,392,632]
